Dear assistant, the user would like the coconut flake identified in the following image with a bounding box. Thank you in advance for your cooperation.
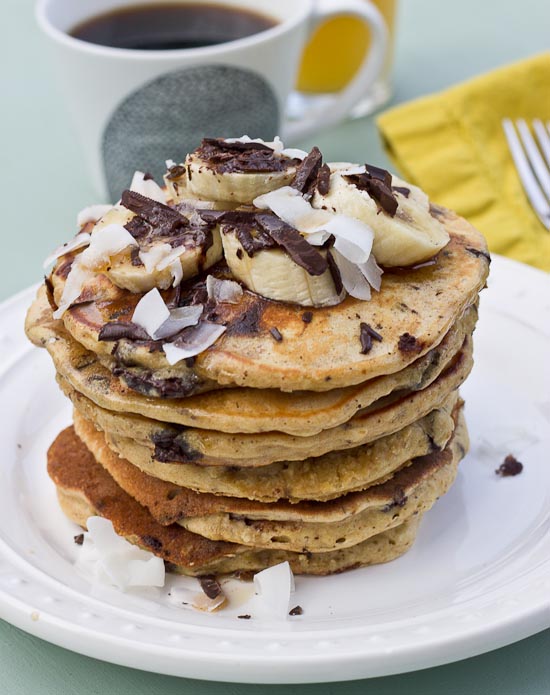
[130,171,167,203]
[206,275,243,304]
[165,159,177,169]
[154,305,203,340]
[253,561,295,620]
[360,254,383,292]
[224,135,284,153]
[281,148,308,160]
[254,186,331,232]
[169,259,183,287]
[320,215,374,264]
[163,322,226,365]
[77,516,165,590]
[337,165,367,176]
[76,204,113,227]
[132,288,170,337]
[332,251,372,301]
[138,243,173,273]
[43,232,91,269]
[54,223,138,318]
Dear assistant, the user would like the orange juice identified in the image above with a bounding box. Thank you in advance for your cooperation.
[297,0,397,93]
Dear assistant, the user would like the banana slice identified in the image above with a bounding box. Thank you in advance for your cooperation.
[220,219,344,308]
[163,163,238,210]
[313,166,450,267]
[184,138,301,204]
[91,197,223,293]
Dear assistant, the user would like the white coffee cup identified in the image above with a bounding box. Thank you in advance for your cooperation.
[36,0,387,200]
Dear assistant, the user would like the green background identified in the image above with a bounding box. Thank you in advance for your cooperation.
[2,0,549,691]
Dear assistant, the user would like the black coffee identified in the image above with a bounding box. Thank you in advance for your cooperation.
[70,3,277,51]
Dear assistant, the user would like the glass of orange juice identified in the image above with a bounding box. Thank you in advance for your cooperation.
[296,0,397,116]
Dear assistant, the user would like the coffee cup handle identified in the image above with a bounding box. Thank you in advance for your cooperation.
[282,0,388,143]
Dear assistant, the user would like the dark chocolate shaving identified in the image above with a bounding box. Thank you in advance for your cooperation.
[289,605,303,616]
[270,327,283,342]
[196,138,297,173]
[238,614,252,620]
[359,322,383,354]
[73,534,84,545]
[98,321,150,342]
[291,146,323,196]
[142,535,163,551]
[124,215,151,240]
[495,454,523,477]
[326,250,343,295]
[255,213,328,276]
[166,164,186,180]
[316,163,331,195]
[346,164,398,217]
[202,138,273,153]
[121,190,188,237]
[199,575,223,600]
[130,247,144,266]
[392,186,410,198]
[466,247,491,264]
[398,333,423,353]
[302,311,313,324]
[115,367,204,399]
[220,211,276,257]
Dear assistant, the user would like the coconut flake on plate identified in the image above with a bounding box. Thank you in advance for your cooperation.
[129,171,167,204]
[43,232,91,269]
[163,321,226,365]
[76,516,165,591]
[252,561,295,620]
[132,288,203,340]
[76,204,113,228]
[206,275,243,304]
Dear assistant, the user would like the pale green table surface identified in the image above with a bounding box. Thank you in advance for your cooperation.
[2,0,550,691]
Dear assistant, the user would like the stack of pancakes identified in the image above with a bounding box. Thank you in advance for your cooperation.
[26,188,489,578]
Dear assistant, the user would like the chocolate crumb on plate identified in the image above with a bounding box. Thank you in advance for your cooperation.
[495,454,523,477]
[199,575,223,600]
[238,614,252,620]
[74,533,84,545]
[289,605,303,616]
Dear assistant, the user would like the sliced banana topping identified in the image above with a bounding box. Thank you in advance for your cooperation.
[90,191,223,293]
[184,137,302,204]
[313,165,450,267]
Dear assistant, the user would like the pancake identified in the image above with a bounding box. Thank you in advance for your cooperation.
[66,340,470,466]
[72,402,456,502]
[26,286,477,435]
[73,405,467,553]
[48,426,422,575]
[47,208,489,392]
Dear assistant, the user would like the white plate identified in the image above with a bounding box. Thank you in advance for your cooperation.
[1,255,549,684]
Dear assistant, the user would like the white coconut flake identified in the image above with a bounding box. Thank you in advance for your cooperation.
[337,165,367,176]
[153,305,203,340]
[165,159,177,169]
[130,171,167,203]
[77,516,165,591]
[138,243,173,273]
[169,259,183,287]
[76,204,113,227]
[321,215,374,264]
[332,250,372,301]
[281,148,308,160]
[52,265,95,319]
[155,245,186,271]
[253,561,295,620]
[360,254,383,292]
[43,232,91,269]
[254,186,331,232]
[224,135,284,154]
[132,288,170,337]
[163,322,226,365]
[206,275,243,304]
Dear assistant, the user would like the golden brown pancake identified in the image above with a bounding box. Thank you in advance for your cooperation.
[45,209,489,392]
[48,426,422,575]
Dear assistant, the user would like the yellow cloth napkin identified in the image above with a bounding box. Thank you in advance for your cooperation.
[377,53,550,272]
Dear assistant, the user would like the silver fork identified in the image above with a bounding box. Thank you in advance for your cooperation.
[502,118,550,230]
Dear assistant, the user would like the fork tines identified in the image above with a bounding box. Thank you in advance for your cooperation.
[502,118,550,230]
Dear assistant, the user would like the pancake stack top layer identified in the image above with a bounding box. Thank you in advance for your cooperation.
[26,137,490,581]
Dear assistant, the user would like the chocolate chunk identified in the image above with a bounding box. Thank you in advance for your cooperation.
[44,275,57,311]
[73,533,84,545]
[255,213,328,276]
[124,215,151,239]
[326,250,343,295]
[115,366,204,398]
[392,186,410,198]
[121,189,188,237]
[302,311,313,324]
[466,247,491,264]
[359,322,383,354]
[291,146,323,196]
[238,614,252,620]
[196,138,296,174]
[98,321,150,342]
[345,164,398,217]
[220,211,276,256]
[151,430,203,462]
[166,164,186,180]
[495,454,523,477]
[289,605,303,616]
[270,327,283,342]
[142,535,163,552]
[199,575,223,600]
[316,163,331,195]
[398,333,423,353]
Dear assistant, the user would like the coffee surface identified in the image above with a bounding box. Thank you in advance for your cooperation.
[70,3,276,50]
